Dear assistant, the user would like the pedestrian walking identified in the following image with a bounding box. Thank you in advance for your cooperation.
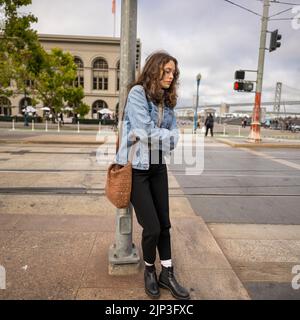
[60,112,64,125]
[205,113,214,137]
[115,51,190,300]
[241,117,247,128]
[24,110,29,126]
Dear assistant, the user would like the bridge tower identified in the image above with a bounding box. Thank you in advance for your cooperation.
[273,82,282,116]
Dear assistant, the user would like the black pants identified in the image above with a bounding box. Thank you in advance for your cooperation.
[130,151,171,264]
[205,125,213,136]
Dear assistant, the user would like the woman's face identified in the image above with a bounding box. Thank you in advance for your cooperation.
[160,60,176,89]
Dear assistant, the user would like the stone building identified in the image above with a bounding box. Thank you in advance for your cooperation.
[0,34,141,119]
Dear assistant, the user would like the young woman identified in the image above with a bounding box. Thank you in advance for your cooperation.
[116,51,190,300]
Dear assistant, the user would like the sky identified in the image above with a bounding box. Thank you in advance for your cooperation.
[22,0,300,111]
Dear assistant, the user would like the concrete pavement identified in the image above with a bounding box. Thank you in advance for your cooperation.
[0,130,250,300]
[1,129,300,299]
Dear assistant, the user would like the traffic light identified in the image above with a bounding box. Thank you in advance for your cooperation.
[235,70,245,80]
[269,29,282,52]
[234,70,254,92]
[234,81,254,92]
[234,81,244,91]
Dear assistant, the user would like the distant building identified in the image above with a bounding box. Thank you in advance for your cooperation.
[220,103,230,116]
[0,34,141,119]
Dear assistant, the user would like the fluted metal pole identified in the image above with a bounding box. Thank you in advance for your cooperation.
[108,0,140,275]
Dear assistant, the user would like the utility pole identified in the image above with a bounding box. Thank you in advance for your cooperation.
[249,0,270,142]
[108,0,140,276]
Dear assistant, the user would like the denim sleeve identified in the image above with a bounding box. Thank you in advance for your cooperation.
[127,85,178,152]
[169,110,179,151]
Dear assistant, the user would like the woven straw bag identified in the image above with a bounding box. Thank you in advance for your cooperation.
[105,100,137,208]
[105,160,132,209]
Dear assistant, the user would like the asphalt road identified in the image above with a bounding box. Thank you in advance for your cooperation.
[169,138,300,299]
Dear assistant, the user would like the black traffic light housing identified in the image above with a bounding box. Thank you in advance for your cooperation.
[234,70,254,92]
[269,29,282,52]
[234,81,254,92]
[235,70,245,80]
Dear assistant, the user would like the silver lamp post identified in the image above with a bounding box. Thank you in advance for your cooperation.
[193,73,202,133]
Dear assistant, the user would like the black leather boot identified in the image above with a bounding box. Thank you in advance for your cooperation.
[158,266,190,300]
[144,265,160,299]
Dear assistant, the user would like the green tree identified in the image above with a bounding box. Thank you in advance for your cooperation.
[75,102,90,119]
[33,48,89,116]
[0,0,45,98]
[0,1,90,117]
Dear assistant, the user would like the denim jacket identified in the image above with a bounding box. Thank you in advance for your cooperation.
[115,85,179,170]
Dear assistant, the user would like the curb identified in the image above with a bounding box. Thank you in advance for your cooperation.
[0,140,105,145]
[215,137,300,149]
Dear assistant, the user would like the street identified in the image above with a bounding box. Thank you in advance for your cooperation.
[171,138,300,299]
[0,128,300,299]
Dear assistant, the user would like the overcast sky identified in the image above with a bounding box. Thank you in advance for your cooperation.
[24,0,300,111]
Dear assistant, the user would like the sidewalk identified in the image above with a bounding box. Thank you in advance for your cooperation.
[215,136,300,148]
[0,130,108,145]
[0,132,250,300]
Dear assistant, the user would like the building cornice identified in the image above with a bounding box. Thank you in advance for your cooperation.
[38,34,122,46]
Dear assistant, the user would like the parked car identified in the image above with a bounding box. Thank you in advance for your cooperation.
[291,124,300,132]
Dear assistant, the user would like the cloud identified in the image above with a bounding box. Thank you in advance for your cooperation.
[25,0,300,111]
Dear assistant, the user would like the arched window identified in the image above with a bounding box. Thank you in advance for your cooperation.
[92,58,108,90]
[0,97,12,116]
[116,60,120,91]
[74,57,84,88]
[24,79,34,88]
[19,97,32,114]
[92,100,108,119]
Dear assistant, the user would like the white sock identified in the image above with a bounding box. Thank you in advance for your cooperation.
[144,261,154,267]
[161,259,172,268]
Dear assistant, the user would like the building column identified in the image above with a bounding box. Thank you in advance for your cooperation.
[84,66,92,94]
[108,68,117,95]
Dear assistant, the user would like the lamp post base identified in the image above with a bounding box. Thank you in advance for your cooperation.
[108,243,140,275]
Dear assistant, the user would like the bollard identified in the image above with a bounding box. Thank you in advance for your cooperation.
[12,119,15,131]
[32,120,34,131]
[239,127,241,137]
[45,120,48,132]
[77,121,80,133]
[57,121,60,132]
[223,125,226,136]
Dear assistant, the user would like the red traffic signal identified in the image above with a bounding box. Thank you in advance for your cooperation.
[234,81,244,91]
[234,81,254,92]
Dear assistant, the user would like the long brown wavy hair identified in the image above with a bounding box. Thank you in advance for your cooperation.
[130,51,179,108]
